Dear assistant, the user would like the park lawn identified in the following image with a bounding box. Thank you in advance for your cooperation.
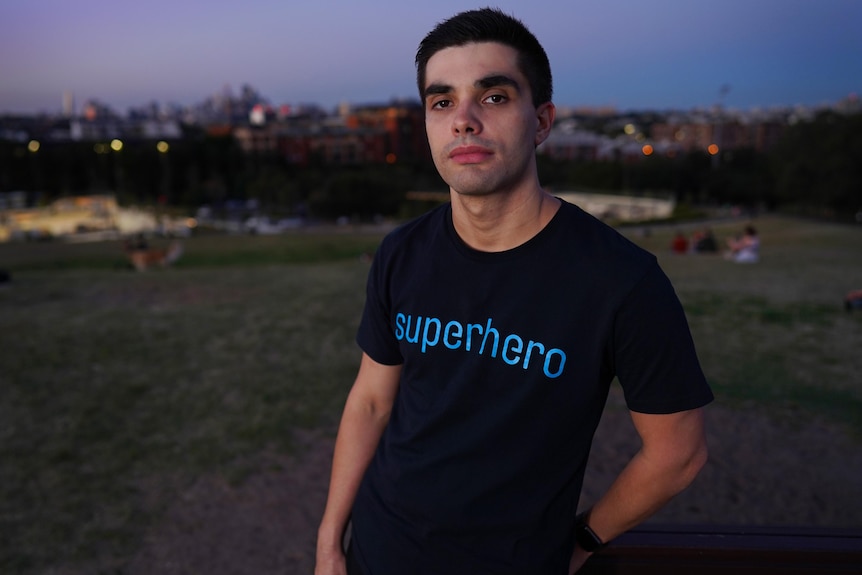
[0,215,860,573]
[1,247,372,573]
[638,216,862,424]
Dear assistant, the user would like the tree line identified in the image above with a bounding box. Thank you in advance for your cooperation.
[1,111,859,222]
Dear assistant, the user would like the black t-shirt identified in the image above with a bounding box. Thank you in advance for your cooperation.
[352,200,713,574]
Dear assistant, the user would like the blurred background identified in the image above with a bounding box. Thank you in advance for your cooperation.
[1,0,861,228]
[1,1,860,574]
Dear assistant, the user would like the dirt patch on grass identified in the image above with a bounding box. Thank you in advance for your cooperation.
[123,400,861,575]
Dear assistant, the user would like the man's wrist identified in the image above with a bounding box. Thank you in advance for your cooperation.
[574,510,608,553]
[316,522,347,553]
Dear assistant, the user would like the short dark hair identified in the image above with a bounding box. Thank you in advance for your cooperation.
[415,7,553,108]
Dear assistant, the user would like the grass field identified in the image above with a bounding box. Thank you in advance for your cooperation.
[1,216,861,573]
[636,217,862,428]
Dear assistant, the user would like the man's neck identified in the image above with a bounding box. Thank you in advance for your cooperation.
[449,187,561,252]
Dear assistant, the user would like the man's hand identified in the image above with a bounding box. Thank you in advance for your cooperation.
[568,546,591,574]
[314,545,347,575]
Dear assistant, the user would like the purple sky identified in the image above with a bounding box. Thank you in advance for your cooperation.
[1,0,860,115]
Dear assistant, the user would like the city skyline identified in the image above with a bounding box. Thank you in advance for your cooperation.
[1,0,861,115]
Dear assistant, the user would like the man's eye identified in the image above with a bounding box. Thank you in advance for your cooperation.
[484,94,507,104]
[431,99,451,109]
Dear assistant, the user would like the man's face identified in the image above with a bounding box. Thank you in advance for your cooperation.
[422,42,554,198]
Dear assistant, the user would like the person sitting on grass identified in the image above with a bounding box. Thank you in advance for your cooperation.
[692,227,718,253]
[671,231,689,254]
[845,289,862,311]
[725,225,759,263]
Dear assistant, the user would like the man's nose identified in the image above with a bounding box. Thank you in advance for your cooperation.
[452,101,481,135]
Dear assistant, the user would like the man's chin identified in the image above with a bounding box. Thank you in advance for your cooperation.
[444,173,500,198]
[450,186,497,198]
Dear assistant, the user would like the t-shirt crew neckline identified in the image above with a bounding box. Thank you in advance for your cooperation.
[443,200,565,263]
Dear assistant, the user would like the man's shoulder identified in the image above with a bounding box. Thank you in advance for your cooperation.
[378,203,450,252]
[555,200,656,266]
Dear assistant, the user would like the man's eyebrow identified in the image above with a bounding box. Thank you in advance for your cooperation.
[423,75,522,100]
[476,74,521,92]
[423,83,452,100]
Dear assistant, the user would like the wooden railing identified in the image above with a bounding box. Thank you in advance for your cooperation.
[581,524,862,574]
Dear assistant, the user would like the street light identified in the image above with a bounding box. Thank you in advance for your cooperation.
[156,141,171,205]
[109,140,124,193]
[28,140,41,192]
[708,143,720,170]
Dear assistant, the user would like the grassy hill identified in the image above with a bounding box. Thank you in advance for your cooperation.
[1,215,860,573]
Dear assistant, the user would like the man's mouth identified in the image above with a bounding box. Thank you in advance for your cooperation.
[449,146,493,164]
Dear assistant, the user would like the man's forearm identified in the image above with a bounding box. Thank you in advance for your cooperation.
[584,408,708,545]
[587,443,706,542]
[317,390,392,553]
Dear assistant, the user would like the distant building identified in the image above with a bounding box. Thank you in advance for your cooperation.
[62,91,75,118]
[650,121,715,153]
[537,125,604,161]
[651,114,788,153]
[233,100,428,167]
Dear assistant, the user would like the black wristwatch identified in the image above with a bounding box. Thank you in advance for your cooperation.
[574,511,608,552]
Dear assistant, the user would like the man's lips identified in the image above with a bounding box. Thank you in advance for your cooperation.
[449,146,493,164]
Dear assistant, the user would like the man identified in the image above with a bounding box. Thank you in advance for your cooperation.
[316,8,712,575]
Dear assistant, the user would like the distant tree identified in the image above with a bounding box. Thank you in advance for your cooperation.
[567,161,624,191]
[628,154,679,195]
[244,167,303,214]
[707,148,774,209]
[670,151,710,204]
[771,111,862,216]
[309,165,408,220]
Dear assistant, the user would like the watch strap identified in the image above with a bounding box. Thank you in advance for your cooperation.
[575,511,608,552]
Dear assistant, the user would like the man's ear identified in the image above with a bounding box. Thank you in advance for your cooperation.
[535,102,555,147]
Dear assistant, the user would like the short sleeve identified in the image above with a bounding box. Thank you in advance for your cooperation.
[613,263,714,413]
[356,245,405,366]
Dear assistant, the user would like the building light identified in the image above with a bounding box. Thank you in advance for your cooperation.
[28,140,40,153]
[642,144,654,156]
[708,143,719,155]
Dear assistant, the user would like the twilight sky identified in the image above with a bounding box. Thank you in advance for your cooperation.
[1,0,860,115]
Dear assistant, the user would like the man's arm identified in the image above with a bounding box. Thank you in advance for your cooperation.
[315,353,402,575]
[569,406,708,573]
